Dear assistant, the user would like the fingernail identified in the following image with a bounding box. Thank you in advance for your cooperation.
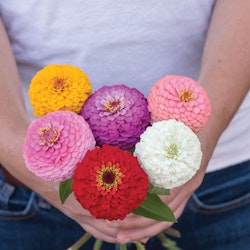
[124,238,132,244]
[105,220,120,228]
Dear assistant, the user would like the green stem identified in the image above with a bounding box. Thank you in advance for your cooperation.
[119,244,128,250]
[163,228,181,238]
[134,242,146,250]
[157,232,182,250]
[66,233,92,250]
[93,239,103,250]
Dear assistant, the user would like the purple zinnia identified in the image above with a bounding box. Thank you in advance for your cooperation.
[81,84,150,149]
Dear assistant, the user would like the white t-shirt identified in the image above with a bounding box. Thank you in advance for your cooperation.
[1,0,249,172]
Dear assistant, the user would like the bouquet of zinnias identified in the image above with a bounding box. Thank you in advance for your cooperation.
[23,64,211,250]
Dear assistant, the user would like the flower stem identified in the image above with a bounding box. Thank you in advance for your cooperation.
[134,242,146,250]
[163,228,181,238]
[93,239,103,250]
[66,233,92,250]
[157,232,182,250]
[119,244,128,250]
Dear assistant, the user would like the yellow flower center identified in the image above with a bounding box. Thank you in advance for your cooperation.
[96,162,123,193]
[105,100,122,113]
[166,143,179,160]
[180,89,193,102]
[39,127,61,147]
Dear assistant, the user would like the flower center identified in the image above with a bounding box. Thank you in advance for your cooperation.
[180,90,193,102]
[96,162,123,193]
[39,126,62,148]
[53,77,68,92]
[166,143,179,160]
[105,100,122,113]
[103,171,116,184]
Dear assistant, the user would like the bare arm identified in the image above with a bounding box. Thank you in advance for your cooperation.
[0,18,48,192]
[114,0,250,243]
[198,0,250,167]
[0,18,120,243]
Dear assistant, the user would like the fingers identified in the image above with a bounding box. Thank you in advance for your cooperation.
[116,221,172,244]
[62,195,120,243]
[106,195,188,243]
[140,237,150,244]
[62,174,201,245]
[105,214,155,230]
[82,223,119,243]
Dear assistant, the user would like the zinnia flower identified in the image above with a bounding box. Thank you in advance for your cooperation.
[72,144,149,221]
[134,119,202,189]
[29,64,92,116]
[81,84,150,150]
[147,75,211,133]
[23,111,96,182]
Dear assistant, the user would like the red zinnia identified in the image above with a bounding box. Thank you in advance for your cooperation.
[72,144,149,221]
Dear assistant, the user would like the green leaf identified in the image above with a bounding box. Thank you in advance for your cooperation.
[148,184,170,195]
[132,192,176,222]
[127,147,135,154]
[59,179,73,204]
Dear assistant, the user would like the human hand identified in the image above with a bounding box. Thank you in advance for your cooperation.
[53,166,203,245]
[40,185,120,244]
[104,129,210,244]
[104,165,205,244]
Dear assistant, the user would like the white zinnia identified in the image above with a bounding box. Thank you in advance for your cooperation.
[134,119,202,189]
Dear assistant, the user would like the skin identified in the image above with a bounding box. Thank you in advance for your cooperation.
[112,0,250,243]
[0,16,119,244]
[0,0,249,245]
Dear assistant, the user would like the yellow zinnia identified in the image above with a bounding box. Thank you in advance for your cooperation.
[28,64,92,116]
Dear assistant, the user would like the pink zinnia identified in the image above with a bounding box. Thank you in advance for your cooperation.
[148,75,211,133]
[23,111,96,182]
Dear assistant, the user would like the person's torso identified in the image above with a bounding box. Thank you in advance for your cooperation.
[1,0,249,172]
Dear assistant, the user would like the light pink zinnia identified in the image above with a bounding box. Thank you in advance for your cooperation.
[23,111,96,182]
[148,75,211,133]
